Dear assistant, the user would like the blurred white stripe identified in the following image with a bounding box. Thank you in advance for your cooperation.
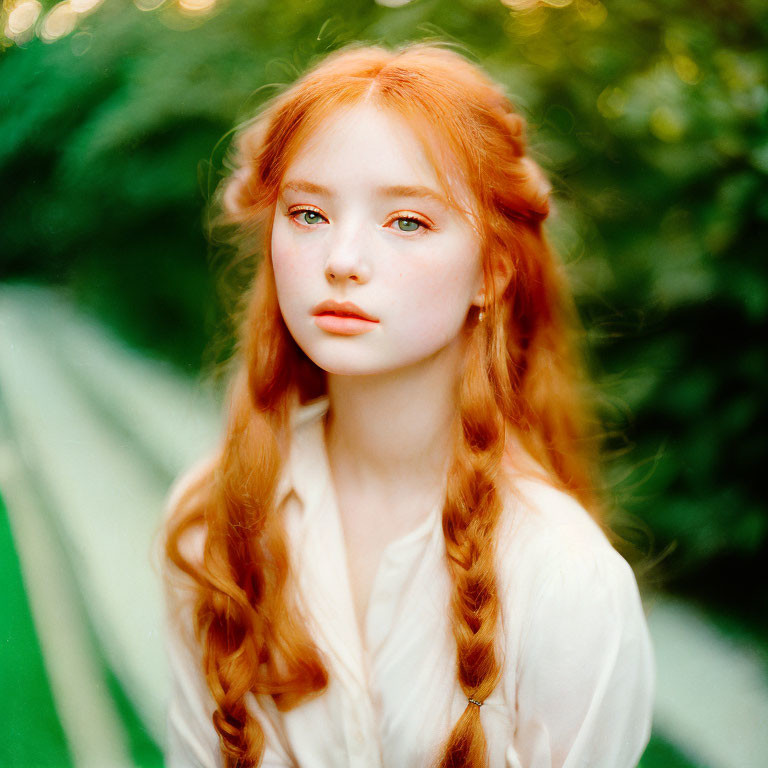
[0,440,134,768]
[648,592,768,768]
[0,284,215,754]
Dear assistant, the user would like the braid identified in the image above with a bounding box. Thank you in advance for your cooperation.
[434,320,509,768]
[498,108,552,222]
[198,372,278,767]
[211,686,264,768]
[191,367,327,767]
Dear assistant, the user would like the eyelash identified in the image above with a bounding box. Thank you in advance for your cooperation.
[286,206,433,234]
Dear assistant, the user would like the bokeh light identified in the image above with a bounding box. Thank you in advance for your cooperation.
[177,0,216,14]
[134,0,166,11]
[4,0,42,41]
[70,0,104,14]
[39,0,77,42]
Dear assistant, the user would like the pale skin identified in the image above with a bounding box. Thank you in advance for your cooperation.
[270,101,509,646]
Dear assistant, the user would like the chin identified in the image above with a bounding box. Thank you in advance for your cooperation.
[307,357,390,377]
[308,347,447,378]
[299,345,400,377]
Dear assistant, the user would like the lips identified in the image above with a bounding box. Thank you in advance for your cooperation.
[312,299,379,322]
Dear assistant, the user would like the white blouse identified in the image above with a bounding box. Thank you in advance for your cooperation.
[161,396,655,768]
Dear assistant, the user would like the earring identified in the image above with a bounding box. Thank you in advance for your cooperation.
[478,308,485,322]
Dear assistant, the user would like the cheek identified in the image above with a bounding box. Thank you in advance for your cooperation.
[392,240,481,319]
[271,223,292,273]
[271,230,308,303]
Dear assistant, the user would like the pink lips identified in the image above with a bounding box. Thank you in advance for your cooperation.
[312,299,379,336]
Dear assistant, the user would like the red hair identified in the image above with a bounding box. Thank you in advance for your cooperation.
[163,41,611,768]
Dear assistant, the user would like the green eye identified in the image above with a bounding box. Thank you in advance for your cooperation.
[396,218,420,232]
[300,210,322,225]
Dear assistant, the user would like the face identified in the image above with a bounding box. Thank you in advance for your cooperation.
[270,101,485,377]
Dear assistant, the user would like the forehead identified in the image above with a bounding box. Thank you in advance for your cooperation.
[283,101,475,214]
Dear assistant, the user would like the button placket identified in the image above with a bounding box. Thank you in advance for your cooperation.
[341,688,382,767]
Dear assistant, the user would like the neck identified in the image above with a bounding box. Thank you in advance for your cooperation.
[323,335,465,503]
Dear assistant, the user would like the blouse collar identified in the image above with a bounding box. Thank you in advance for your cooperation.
[274,395,331,511]
[275,393,444,554]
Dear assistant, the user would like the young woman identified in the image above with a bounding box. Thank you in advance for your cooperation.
[159,41,655,768]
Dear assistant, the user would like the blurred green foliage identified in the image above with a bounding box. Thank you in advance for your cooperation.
[1,0,766,629]
[0,492,73,767]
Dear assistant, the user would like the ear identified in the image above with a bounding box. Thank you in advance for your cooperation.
[471,251,514,309]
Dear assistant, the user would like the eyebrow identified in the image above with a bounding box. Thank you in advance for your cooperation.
[281,179,449,206]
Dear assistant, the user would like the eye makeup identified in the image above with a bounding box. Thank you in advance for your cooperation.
[286,204,436,235]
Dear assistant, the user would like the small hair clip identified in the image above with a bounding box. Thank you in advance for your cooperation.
[468,697,484,707]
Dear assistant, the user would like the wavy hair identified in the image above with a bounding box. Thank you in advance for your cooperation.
[163,41,613,768]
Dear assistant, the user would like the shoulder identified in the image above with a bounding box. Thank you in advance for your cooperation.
[497,475,613,567]
[494,477,653,701]
[495,483,655,768]
[495,476,642,628]
[163,453,219,526]
[156,453,217,599]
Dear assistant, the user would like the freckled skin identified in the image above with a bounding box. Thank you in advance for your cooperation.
[270,102,485,377]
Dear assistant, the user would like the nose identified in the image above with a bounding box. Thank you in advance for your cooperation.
[324,222,371,284]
